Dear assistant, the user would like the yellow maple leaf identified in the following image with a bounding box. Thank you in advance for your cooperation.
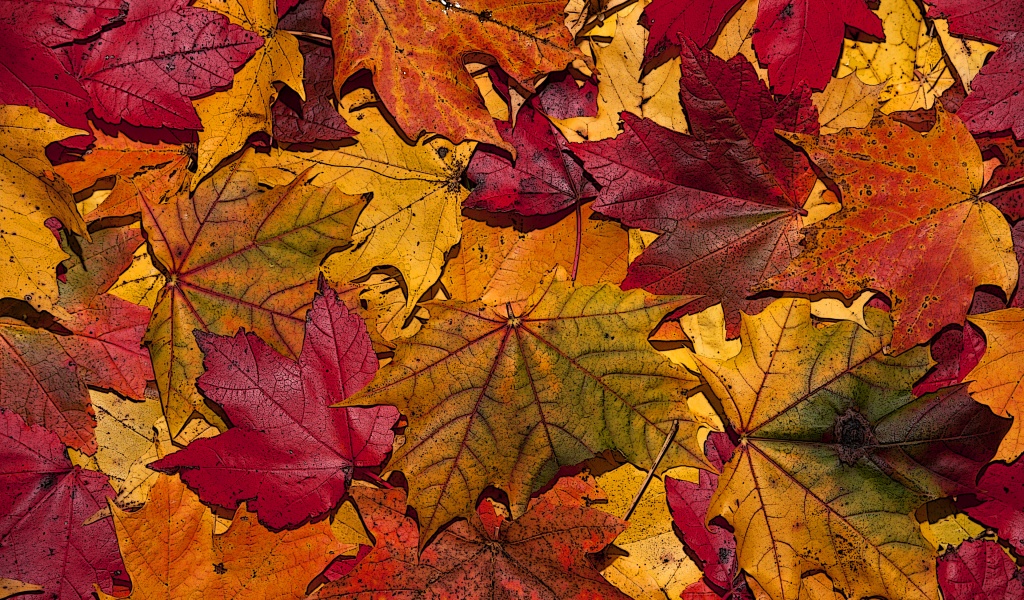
[192,0,304,187]
[552,0,687,142]
[0,106,87,314]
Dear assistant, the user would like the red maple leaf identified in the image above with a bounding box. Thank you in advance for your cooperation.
[571,40,818,333]
[466,96,597,216]
[59,0,264,130]
[0,409,125,600]
[312,476,629,599]
[938,539,1024,600]
[641,0,882,94]
[926,0,1024,139]
[151,279,400,530]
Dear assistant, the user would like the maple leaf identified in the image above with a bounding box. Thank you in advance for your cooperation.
[595,464,700,599]
[812,74,885,134]
[552,0,687,143]
[766,109,1018,353]
[980,136,1024,220]
[1,224,152,453]
[59,0,263,130]
[960,457,1024,556]
[698,298,1010,600]
[54,128,193,196]
[913,322,986,396]
[938,539,1024,600]
[98,474,346,600]
[0,106,89,315]
[535,71,599,120]
[323,0,580,148]
[925,0,1024,138]
[837,0,954,114]
[571,40,819,334]
[666,432,738,591]
[312,477,630,599]
[466,98,597,216]
[0,0,123,130]
[0,409,125,600]
[244,89,475,328]
[191,0,304,186]
[151,279,399,529]
[337,267,708,543]
[444,203,628,304]
[640,0,882,94]
[273,45,356,144]
[139,153,366,438]
[963,309,1024,462]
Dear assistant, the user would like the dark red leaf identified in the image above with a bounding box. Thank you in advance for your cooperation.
[913,324,986,396]
[0,0,124,46]
[571,40,818,334]
[151,279,399,530]
[926,0,1024,139]
[938,539,1024,600]
[312,477,629,599]
[751,0,883,94]
[980,136,1024,220]
[640,0,882,94]
[640,0,742,64]
[536,71,598,119]
[60,0,264,129]
[666,432,737,590]
[0,29,92,129]
[962,459,1024,554]
[272,44,356,144]
[0,409,124,600]
[466,98,597,215]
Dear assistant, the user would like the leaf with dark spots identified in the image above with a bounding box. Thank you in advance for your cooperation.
[311,476,630,599]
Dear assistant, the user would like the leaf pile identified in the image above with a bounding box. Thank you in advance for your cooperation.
[3,0,1024,599]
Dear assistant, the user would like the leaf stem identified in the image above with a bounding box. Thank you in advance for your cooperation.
[361,471,393,489]
[282,29,333,43]
[571,199,582,281]
[623,420,679,521]
[979,175,1024,200]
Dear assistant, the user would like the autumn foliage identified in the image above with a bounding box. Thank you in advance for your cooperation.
[4,0,1024,599]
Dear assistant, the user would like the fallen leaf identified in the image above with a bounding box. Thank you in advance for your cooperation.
[767,109,1017,353]
[1,224,152,453]
[61,0,263,130]
[323,0,579,148]
[244,89,475,325]
[337,267,708,543]
[272,44,355,144]
[465,97,597,216]
[640,0,883,94]
[925,0,1024,139]
[312,476,630,599]
[933,20,999,94]
[552,0,688,143]
[812,74,886,134]
[938,539,1024,600]
[54,128,191,196]
[151,279,399,529]
[0,105,87,314]
[443,203,628,304]
[139,152,366,438]
[699,298,1009,600]
[0,409,125,600]
[965,309,1024,462]
[961,457,1024,556]
[913,322,986,396]
[597,464,703,600]
[191,0,304,186]
[837,0,954,113]
[0,578,41,600]
[98,474,346,600]
[666,432,738,591]
[572,40,818,334]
